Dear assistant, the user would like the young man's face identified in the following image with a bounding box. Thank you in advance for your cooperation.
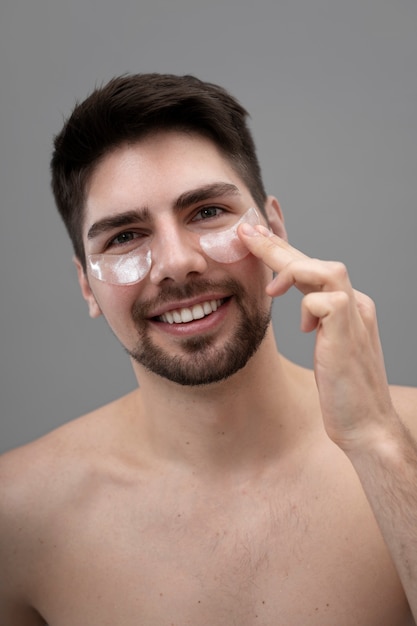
[77,131,286,386]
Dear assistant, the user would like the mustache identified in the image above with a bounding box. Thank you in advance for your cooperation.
[132,278,246,319]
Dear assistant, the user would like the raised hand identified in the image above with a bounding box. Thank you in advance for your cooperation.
[238,223,397,452]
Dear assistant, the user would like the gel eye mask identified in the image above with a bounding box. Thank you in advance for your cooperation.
[199,207,260,262]
[88,247,152,285]
[87,207,262,285]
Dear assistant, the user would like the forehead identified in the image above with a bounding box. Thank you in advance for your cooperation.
[83,131,250,231]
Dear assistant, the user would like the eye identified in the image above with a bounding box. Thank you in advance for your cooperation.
[192,206,224,221]
[107,230,144,250]
[113,232,137,244]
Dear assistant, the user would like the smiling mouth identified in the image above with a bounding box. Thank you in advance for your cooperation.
[156,298,227,324]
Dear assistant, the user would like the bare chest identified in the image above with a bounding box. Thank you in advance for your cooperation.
[33,469,410,626]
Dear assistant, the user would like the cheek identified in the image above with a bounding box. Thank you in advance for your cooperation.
[243,249,273,279]
[92,283,139,327]
[228,254,273,301]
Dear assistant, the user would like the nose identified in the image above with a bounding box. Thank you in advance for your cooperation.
[149,223,208,284]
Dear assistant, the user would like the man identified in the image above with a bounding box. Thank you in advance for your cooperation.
[1,73,416,625]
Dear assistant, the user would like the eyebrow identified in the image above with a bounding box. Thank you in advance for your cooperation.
[87,209,151,240]
[174,182,240,211]
[87,182,240,240]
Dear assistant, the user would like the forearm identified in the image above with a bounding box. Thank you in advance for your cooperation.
[347,415,417,620]
[239,221,417,616]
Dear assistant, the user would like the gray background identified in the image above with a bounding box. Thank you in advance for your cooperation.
[1,0,416,454]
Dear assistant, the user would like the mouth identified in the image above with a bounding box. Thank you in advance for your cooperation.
[155,298,228,324]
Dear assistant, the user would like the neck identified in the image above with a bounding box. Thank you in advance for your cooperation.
[130,330,318,476]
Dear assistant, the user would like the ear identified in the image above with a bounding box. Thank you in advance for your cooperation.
[263,196,288,241]
[73,256,102,319]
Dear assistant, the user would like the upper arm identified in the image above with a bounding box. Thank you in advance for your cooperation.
[0,451,47,626]
[0,597,46,626]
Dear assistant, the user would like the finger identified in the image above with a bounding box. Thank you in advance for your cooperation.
[301,290,352,334]
[238,223,307,273]
[352,290,384,354]
[353,289,378,330]
[267,259,354,298]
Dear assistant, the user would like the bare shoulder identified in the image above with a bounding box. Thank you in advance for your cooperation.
[0,388,141,506]
[0,424,73,622]
[0,429,75,620]
[0,389,143,551]
[1,411,89,537]
[0,390,141,623]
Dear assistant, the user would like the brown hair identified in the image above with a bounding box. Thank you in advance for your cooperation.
[51,73,267,269]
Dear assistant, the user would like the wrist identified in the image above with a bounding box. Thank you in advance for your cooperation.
[344,413,416,468]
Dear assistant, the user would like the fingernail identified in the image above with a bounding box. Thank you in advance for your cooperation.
[256,225,274,237]
[240,223,258,236]
[240,223,273,237]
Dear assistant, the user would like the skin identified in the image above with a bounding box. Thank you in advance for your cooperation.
[1,131,416,625]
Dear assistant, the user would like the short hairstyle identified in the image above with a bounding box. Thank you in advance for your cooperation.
[51,73,267,269]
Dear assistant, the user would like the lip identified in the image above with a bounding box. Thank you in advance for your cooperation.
[148,297,232,336]
[147,293,231,319]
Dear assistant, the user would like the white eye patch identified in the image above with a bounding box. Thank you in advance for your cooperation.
[88,247,152,285]
[200,207,261,263]
[87,207,262,285]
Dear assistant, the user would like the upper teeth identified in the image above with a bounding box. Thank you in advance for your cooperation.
[159,299,222,324]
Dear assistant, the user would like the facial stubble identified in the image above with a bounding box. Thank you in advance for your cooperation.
[126,278,272,386]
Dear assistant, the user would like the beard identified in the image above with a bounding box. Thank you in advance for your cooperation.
[125,278,271,386]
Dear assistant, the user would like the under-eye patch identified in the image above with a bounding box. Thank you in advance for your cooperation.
[200,207,261,263]
[87,207,262,286]
[88,247,152,285]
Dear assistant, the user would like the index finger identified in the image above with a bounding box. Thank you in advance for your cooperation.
[238,223,308,272]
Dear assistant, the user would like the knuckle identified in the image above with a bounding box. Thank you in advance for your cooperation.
[329,261,348,281]
[360,295,377,321]
[331,290,350,308]
[262,237,279,254]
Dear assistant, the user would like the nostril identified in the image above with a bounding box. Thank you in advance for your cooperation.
[149,241,208,284]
